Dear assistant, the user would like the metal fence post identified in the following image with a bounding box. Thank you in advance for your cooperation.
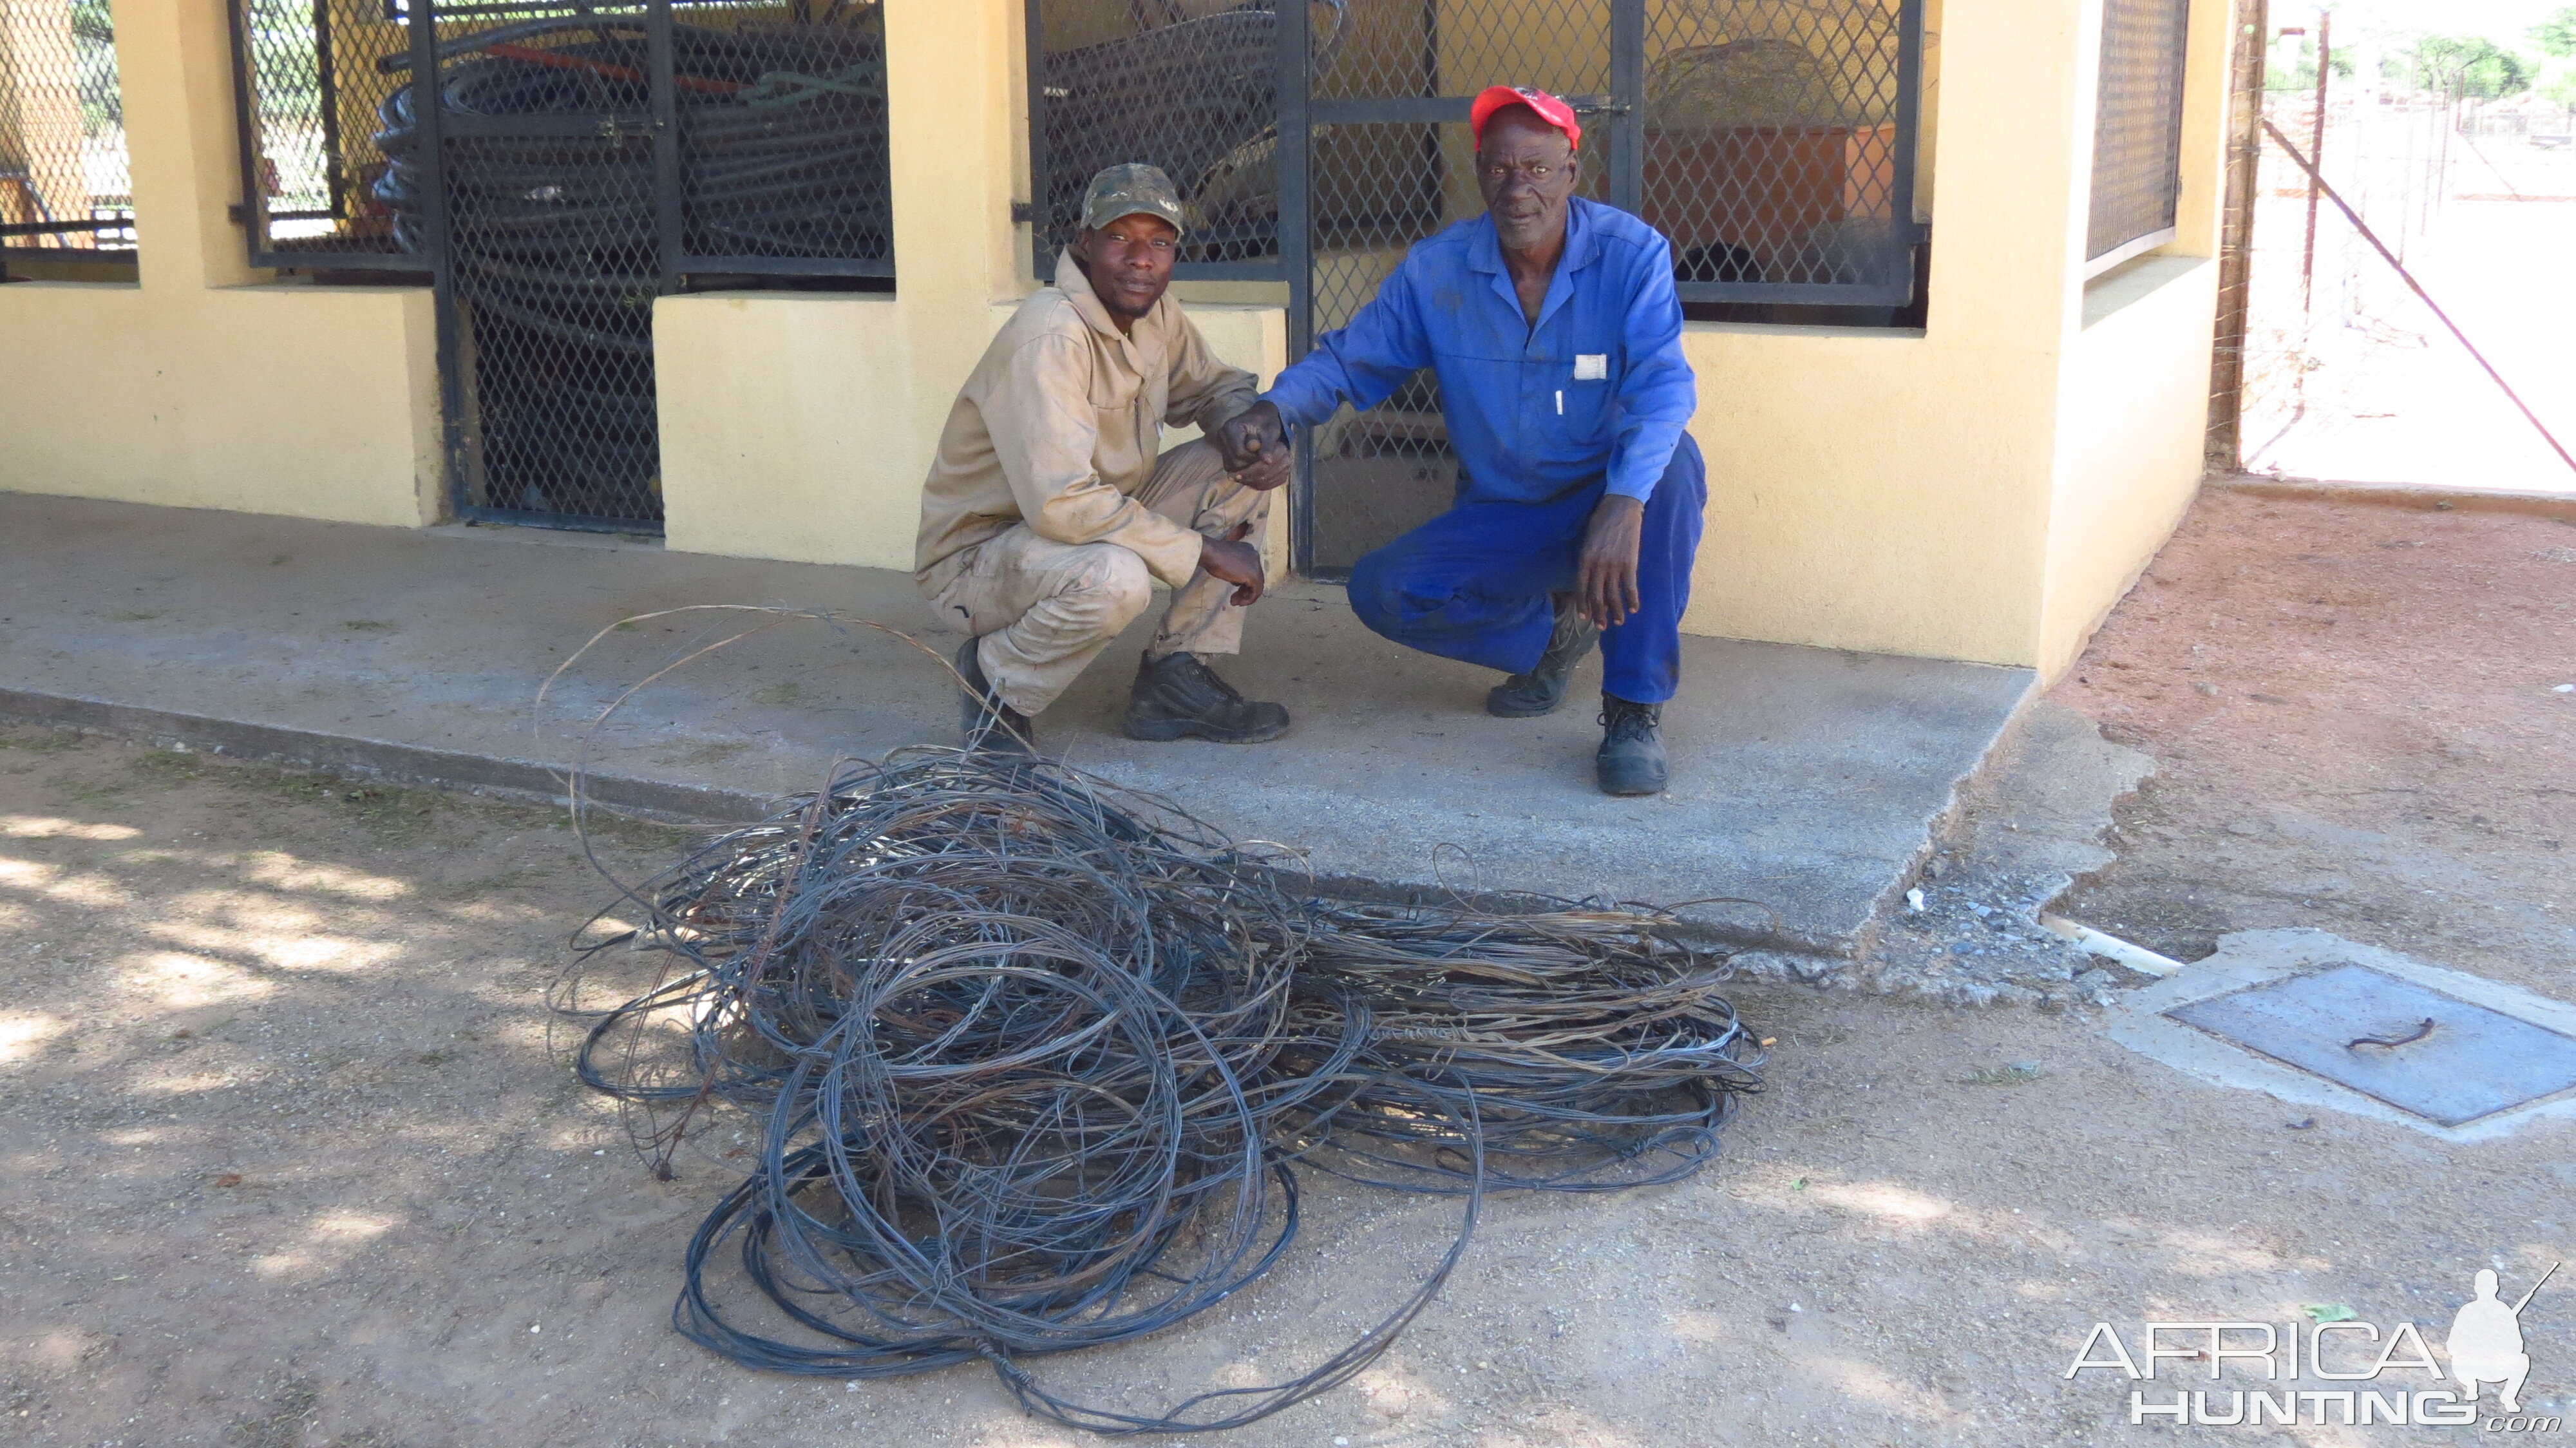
[1023,0,1050,278]
[1280,0,1314,578]
[411,0,466,524]
[1609,0,1643,215]
[649,0,681,292]
[2207,0,2268,470]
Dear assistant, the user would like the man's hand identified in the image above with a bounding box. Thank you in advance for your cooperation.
[1200,522,1267,607]
[1215,401,1291,491]
[1575,495,1646,629]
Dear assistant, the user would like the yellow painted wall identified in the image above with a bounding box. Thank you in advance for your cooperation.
[2038,256,2218,675]
[0,0,435,526]
[1,0,2232,679]
[0,280,435,523]
[2032,0,2237,676]
[657,295,1287,576]
[1673,0,2091,667]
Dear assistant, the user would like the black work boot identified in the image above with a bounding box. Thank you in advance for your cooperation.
[1596,693,1668,796]
[1486,593,1600,718]
[1125,651,1291,743]
[956,636,1037,756]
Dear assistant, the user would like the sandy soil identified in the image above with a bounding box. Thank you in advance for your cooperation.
[2054,486,2576,998]
[3,613,2571,1448]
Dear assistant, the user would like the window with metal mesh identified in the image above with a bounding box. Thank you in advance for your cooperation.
[2087,0,2190,264]
[1641,0,1918,303]
[1,0,135,258]
[671,0,891,276]
[233,0,891,276]
[1018,1,1927,572]
[229,0,412,265]
[1030,1,1350,276]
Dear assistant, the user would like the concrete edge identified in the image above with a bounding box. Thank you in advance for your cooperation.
[1853,670,2046,962]
[0,687,768,826]
[2215,475,2576,519]
[0,685,1853,967]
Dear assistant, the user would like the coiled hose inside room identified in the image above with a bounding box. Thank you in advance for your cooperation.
[373,15,891,525]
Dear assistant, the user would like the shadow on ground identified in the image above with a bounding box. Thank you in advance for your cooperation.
[2,727,2569,1448]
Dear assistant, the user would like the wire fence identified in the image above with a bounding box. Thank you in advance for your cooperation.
[0,0,134,258]
[232,0,412,263]
[2237,84,2576,488]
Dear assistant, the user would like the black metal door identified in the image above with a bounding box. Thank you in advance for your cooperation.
[1290,0,1642,575]
[373,0,893,533]
[384,3,673,531]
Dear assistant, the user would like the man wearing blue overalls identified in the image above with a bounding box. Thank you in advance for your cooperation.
[1215,86,1703,796]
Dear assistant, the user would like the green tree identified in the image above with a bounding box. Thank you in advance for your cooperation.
[2406,35,2533,99]
[70,0,120,132]
[2265,36,2356,93]
[2541,62,2576,108]
[2532,6,2576,59]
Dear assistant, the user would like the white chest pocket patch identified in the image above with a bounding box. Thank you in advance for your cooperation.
[1573,353,1608,381]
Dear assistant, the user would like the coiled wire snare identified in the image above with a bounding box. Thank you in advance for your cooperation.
[557,743,1765,1434]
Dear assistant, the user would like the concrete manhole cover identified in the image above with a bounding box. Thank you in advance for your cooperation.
[2164,962,2576,1127]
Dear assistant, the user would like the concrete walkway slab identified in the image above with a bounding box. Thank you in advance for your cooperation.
[0,493,2032,963]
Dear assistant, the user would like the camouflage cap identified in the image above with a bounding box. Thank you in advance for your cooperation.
[1081,162,1188,236]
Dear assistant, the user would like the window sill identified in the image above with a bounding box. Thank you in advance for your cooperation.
[2081,252,2208,330]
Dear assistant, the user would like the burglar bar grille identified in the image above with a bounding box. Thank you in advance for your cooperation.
[0,0,135,259]
[1027,1,1349,278]
[1026,1,1922,307]
[228,0,413,267]
[230,0,893,277]
[1642,0,1919,305]
[2088,0,2192,266]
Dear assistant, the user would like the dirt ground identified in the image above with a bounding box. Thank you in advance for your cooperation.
[3,488,2573,1448]
[2054,486,2576,999]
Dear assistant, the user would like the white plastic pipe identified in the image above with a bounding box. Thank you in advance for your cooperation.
[2039,913,2186,978]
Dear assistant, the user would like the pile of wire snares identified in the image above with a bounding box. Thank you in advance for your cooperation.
[545,616,1765,1434]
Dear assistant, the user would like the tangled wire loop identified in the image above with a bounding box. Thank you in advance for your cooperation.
[558,747,1764,1434]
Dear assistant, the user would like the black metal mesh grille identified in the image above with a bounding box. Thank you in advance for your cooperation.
[673,3,891,273]
[1306,120,1460,572]
[238,1,891,272]
[1303,6,1615,571]
[1031,1,1350,272]
[2088,0,2190,262]
[393,8,665,525]
[335,1,893,530]
[0,0,134,257]
[1642,0,1911,296]
[234,0,412,262]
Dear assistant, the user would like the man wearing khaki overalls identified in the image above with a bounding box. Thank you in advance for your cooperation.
[914,164,1290,752]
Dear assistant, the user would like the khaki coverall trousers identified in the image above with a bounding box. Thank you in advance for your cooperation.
[932,440,1271,717]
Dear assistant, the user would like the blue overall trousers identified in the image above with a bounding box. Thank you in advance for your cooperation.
[1346,432,1705,705]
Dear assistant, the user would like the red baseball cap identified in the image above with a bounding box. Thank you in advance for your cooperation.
[1469,84,1582,149]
